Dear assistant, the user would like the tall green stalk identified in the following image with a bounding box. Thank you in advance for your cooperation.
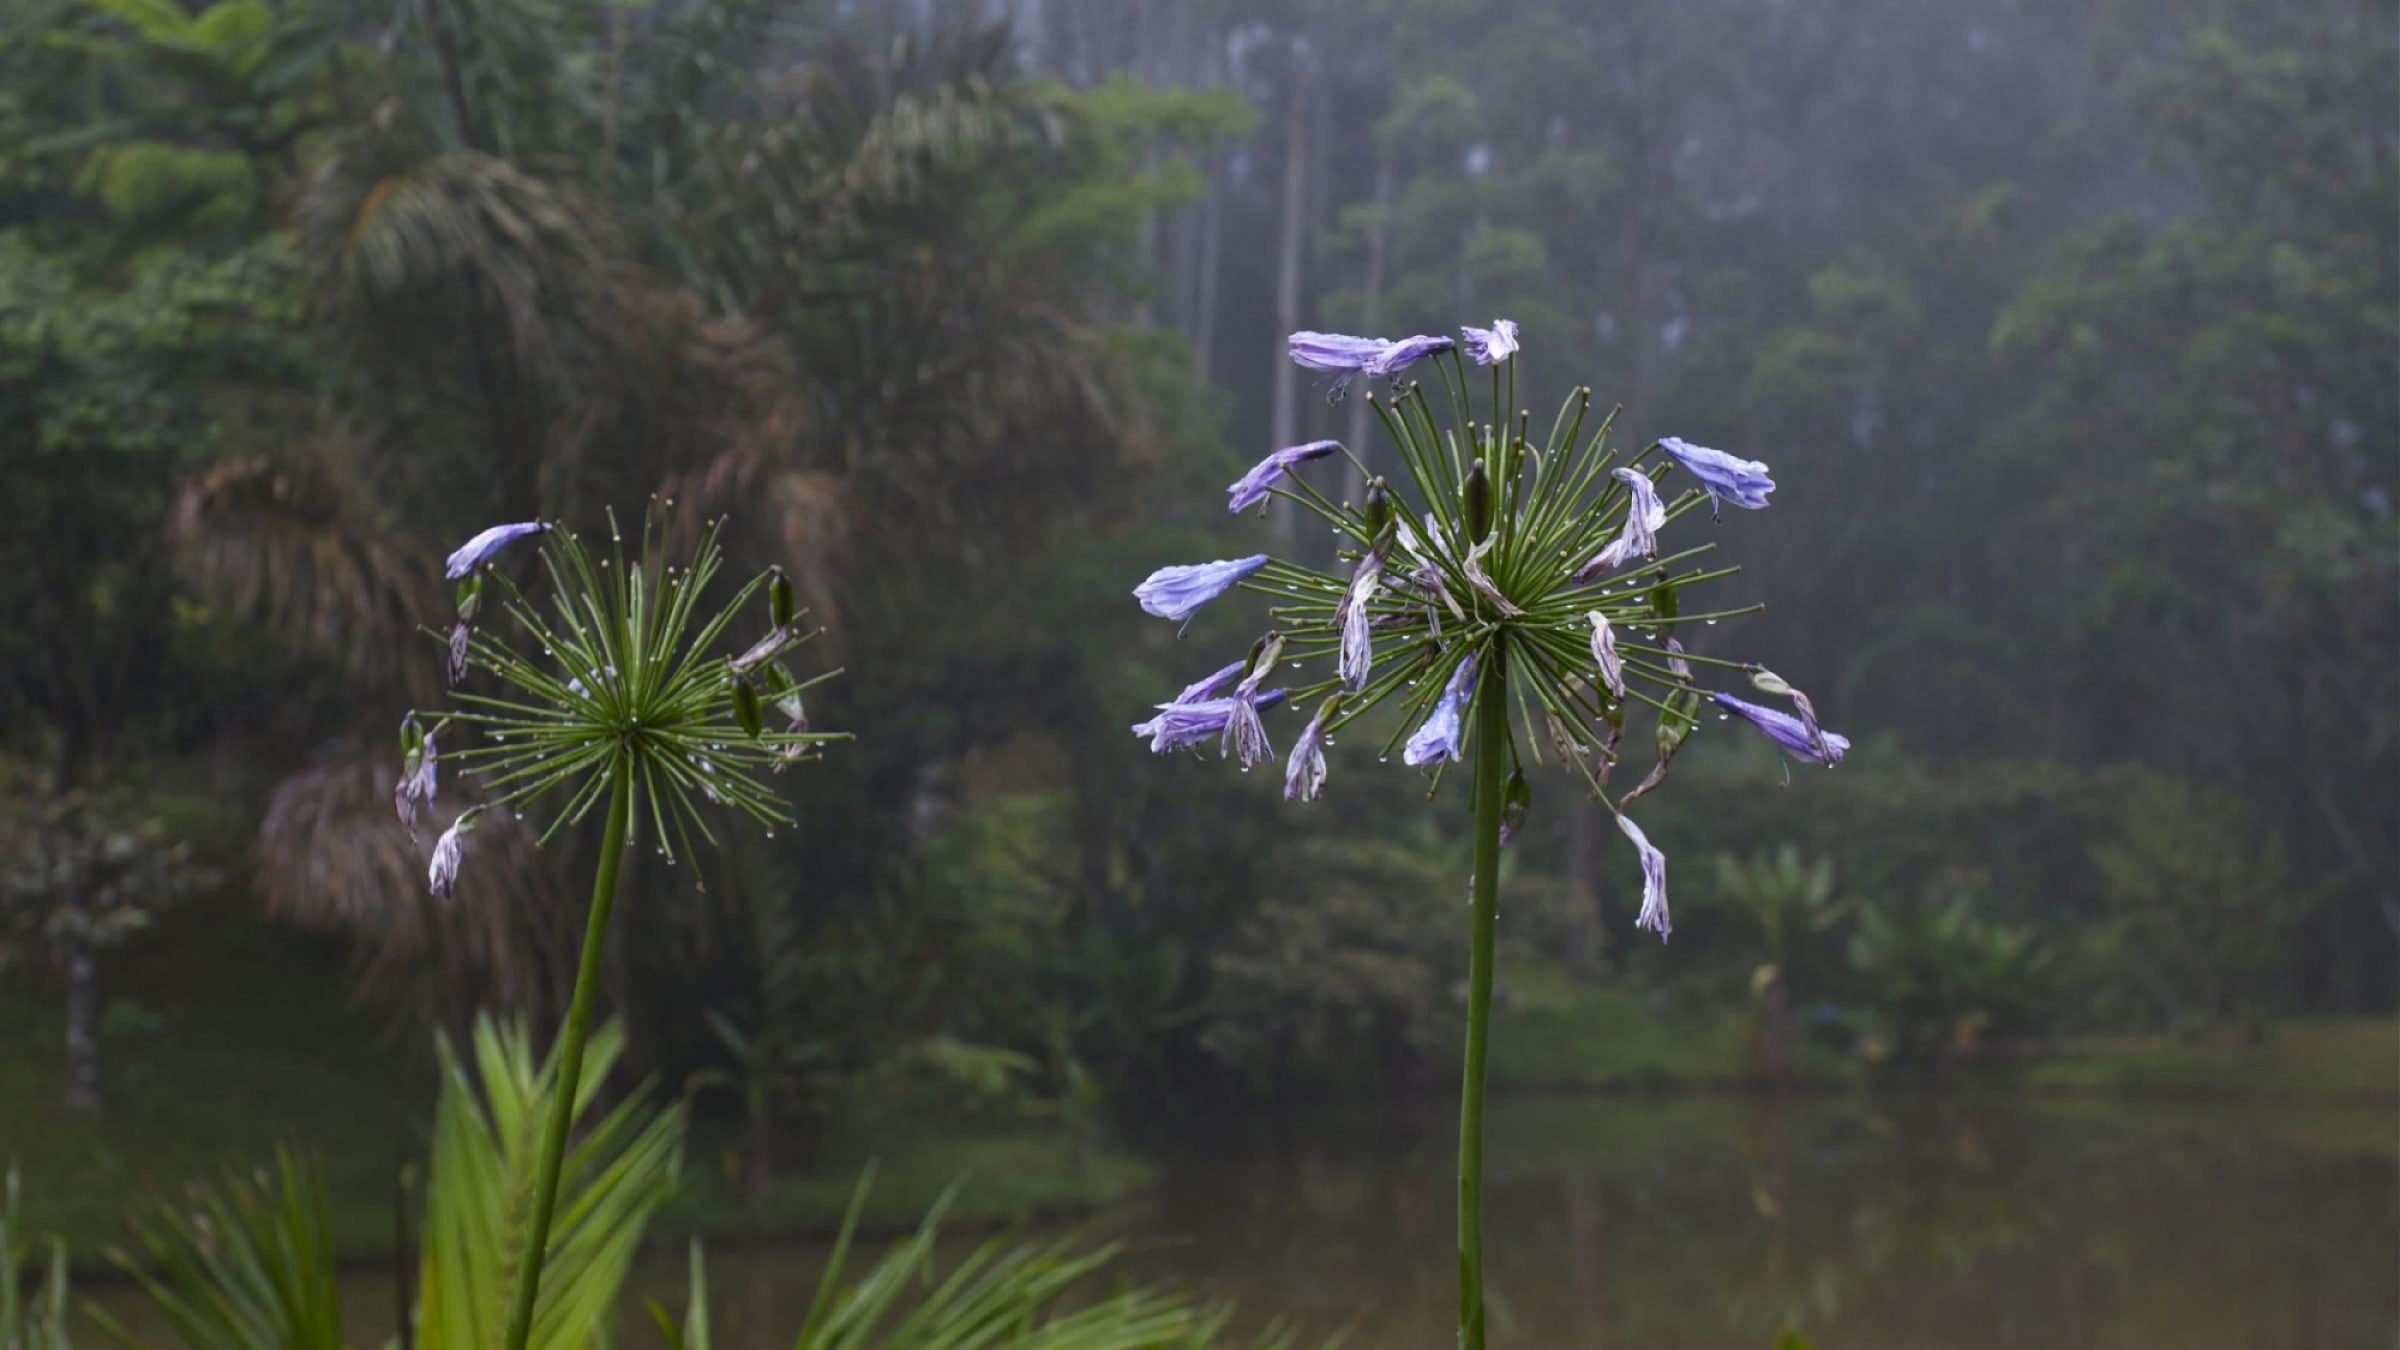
[502,761,631,1350]
[1457,650,1508,1350]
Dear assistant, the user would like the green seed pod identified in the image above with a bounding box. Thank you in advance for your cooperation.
[730,675,764,739]
[1500,769,1531,844]
[454,574,483,625]
[1464,459,1492,540]
[767,566,796,629]
[1362,477,1393,545]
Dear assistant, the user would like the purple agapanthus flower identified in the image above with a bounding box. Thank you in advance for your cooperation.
[1131,689,1288,755]
[1616,814,1671,941]
[1402,653,1479,767]
[1284,698,1335,802]
[444,521,545,580]
[1368,334,1456,377]
[1337,551,1382,690]
[1713,692,1849,767]
[1659,437,1774,520]
[393,722,438,841]
[1134,555,1270,624]
[1574,468,1667,581]
[1289,331,1457,401]
[1228,441,1341,514]
[1461,319,1519,366]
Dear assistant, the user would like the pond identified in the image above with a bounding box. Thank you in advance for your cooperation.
[85,1093,2397,1348]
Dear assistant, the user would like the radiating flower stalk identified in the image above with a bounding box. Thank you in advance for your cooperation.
[1130,323,1845,1350]
[398,501,843,1350]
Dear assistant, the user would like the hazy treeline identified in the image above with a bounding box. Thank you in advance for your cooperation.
[0,0,2390,1138]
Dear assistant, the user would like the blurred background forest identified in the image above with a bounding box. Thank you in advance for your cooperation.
[0,0,2393,1344]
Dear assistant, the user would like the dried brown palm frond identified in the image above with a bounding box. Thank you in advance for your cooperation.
[257,741,582,1029]
[291,134,630,402]
[171,446,437,699]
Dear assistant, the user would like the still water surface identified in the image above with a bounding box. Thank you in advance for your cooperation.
[88,1094,2399,1348]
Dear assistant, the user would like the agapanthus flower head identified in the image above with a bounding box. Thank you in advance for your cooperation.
[1461,319,1520,367]
[445,522,546,580]
[406,503,846,872]
[1229,441,1342,514]
[1128,319,1841,941]
[1133,555,1269,625]
[1659,437,1774,519]
[1713,692,1849,767]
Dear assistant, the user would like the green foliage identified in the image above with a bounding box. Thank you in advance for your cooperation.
[0,771,216,965]
[1848,885,2055,1072]
[1,1168,75,1350]
[651,1166,1252,1350]
[103,1149,342,1350]
[418,1017,682,1349]
[2086,770,2299,1030]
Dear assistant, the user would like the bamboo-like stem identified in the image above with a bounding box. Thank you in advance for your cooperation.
[1457,651,1508,1350]
[501,759,632,1350]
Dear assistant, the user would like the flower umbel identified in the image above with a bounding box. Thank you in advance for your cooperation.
[415,503,847,890]
[1133,317,1843,1350]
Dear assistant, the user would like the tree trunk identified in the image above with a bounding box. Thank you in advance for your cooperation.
[1267,67,1314,543]
[63,914,100,1111]
[1342,149,1396,509]
[1192,135,1226,381]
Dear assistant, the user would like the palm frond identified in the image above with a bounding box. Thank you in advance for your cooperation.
[415,1016,681,1350]
[104,1148,344,1350]
[172,446,437,696]
[255,742,582,1027]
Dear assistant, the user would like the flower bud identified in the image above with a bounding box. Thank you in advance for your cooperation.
[1464,459,1492,541]
[1499,768,1531,846]
[767,567,796,629]
[1362,477,1393,546]
[1245,629,1286,683]
[731,675,764,738]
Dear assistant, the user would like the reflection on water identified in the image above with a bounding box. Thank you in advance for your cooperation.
[83,1095,2399,1348]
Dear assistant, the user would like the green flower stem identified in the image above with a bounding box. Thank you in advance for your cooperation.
[503,758,632,1350]
[1458,650,1509,1350]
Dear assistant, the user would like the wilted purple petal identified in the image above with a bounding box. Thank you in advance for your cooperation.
[1617,814,1671,941]
[1574,469,1666,582]
[1175,660,1246,704]
[1714,692,1849,767]
[1586,611,1625,700]
[1134,555,1269,623]
[1665,637,1693,683]
[1132,689,1288,755]
[1288,331,1388,374]
[447,621,472,685]
[1748,668,1831,763]
[1463,537,1524,617]
[427,807,483,899]
[1365,334,1456,378]
[1337,552,1382,690]
[393,724,437,842]
[1461,319,1520,366]
[444,522,545,580]
[1284,699,1336,802]
[1402,652,1478,767]
[1659,437,1774,519]
[1228,440,1341,513]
